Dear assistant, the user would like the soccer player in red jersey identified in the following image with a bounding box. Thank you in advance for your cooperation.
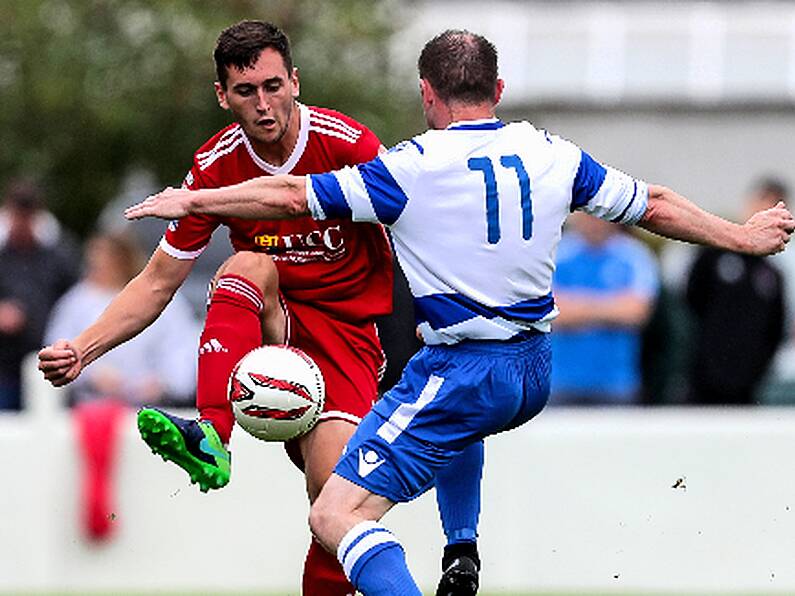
[39,21,482,596]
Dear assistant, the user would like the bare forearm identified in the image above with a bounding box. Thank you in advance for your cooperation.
[74,271,177,367]
[638,185,749,252]
[187,175,309,220]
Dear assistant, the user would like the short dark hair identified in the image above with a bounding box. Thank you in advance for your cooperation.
[214,21,293,88]
[750,176,789,202]
[418,30,498,104]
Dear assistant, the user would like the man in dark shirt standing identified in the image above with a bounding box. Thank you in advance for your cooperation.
[686,177,788,405]
[0,179,79,410]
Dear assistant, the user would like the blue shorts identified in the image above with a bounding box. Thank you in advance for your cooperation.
[334,332,551,503]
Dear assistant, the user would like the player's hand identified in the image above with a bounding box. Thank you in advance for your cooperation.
[742,201,795,255]
[37,339,83,387]
[124,187,193,220]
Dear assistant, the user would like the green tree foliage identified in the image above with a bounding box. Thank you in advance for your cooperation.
[0,0,420,236]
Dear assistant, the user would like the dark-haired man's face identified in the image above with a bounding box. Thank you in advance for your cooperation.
[215,48,299,158]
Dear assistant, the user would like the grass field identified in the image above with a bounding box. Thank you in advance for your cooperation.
[23,588,758,595]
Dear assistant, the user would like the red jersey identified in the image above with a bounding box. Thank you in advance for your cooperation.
[162,104,393,322]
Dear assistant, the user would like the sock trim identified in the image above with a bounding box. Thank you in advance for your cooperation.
[337,520,381,562]
[337,521,397,581]
[215,275,264,312]
[448,528,478,542]
[342,530,397,579]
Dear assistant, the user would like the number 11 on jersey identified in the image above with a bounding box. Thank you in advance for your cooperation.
[468,154,533,244]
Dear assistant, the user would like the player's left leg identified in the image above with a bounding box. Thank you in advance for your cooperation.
[138,252,285,492]
[310,473,420,596]
[285,304,384,595]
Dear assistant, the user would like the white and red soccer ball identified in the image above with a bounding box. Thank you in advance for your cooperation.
[228,345,325,441]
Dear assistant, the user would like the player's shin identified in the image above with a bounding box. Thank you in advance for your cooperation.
[197,274,264,443]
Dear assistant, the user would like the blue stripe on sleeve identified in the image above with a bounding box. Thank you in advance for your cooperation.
[310,173,351,219]
[571,150,607,211]
[357,157,410,225]
[610,179,638,223]
[414,292,555,329]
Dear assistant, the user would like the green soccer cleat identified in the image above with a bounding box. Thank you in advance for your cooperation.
[137,407,231,492]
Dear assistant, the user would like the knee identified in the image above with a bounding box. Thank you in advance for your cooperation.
[218,251,278,295]
[308,494,337,544]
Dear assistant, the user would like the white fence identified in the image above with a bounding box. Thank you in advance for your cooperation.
[3,355,795,594]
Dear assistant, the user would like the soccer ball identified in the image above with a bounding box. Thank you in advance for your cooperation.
[228,345,325,442]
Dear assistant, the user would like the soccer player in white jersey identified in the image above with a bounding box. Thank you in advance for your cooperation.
[126,30,795,596]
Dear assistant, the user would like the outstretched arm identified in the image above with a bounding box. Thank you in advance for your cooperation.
[38,248,192,386]
[639,184,794,256]
[125,175,309,221]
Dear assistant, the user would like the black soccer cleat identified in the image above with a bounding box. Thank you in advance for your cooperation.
[436,553,480,596]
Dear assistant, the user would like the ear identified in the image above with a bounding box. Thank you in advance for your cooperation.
[494,78,505,105]
[214,81,230,111]
[290,67,300,99]
[419,79,434,109]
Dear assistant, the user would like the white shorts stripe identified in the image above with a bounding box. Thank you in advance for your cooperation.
[376,375,444,444]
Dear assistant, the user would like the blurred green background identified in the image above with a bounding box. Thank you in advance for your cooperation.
[0,0,421,237]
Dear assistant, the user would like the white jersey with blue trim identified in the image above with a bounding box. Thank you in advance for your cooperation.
[306,118,648,345]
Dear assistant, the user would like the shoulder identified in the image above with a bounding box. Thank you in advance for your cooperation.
[192,124,246,173]
[307,106,374,144]
[307,105,381,163]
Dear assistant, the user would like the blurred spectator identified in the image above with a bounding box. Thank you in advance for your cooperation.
[550,213,659,405]
[0,179,80,410]
[45,231,199,406]
[44,231,199,541]
[685,178,788,405]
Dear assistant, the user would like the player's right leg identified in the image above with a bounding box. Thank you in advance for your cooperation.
[138,251,286,492]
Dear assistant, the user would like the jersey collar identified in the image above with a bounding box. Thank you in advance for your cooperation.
[447,118,504,131]
[242,102,310,175]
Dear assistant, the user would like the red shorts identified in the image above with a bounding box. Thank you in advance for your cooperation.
[284,299,384,424]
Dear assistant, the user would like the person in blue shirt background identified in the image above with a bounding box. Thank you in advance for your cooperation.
[550,213,659,405]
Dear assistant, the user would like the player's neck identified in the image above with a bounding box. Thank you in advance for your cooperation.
[437,102,496,129]
[248,103,301,167]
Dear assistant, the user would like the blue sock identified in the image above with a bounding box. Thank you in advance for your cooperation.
[435,440,484,545]
[337,521,421,596]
